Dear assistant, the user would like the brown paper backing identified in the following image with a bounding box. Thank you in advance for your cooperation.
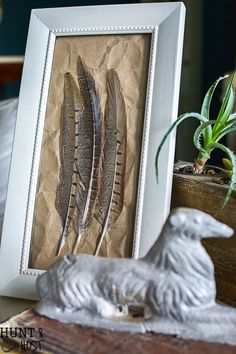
[29,34,151,270]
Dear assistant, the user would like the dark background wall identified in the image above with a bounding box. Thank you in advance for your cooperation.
[201,0,236,165]
[0,0,137,55]
[176,0,236,164]
[203,0,236,94]
[0,0,137,97]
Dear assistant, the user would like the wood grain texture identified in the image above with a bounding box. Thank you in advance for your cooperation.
[171,167,236,307]
[2,309,236,354]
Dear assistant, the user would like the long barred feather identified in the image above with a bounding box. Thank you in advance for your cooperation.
[56,73,84,255]
[73,56,102,253]
[94,69,127,256]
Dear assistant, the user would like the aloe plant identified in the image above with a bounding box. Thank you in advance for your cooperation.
[155,74,236,208]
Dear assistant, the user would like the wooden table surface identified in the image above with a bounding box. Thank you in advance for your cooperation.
[1,309,236,354]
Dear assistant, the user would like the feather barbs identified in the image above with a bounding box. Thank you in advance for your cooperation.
[55,58,127,256]
[94,69,127,256]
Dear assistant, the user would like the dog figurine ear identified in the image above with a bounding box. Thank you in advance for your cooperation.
[170,212,186,227]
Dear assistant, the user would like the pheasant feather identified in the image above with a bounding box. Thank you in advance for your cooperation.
[94,69,127,256]
[56,73,84,255]
[73,56,102,253]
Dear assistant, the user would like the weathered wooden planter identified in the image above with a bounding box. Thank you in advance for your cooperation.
[171,164,236,307]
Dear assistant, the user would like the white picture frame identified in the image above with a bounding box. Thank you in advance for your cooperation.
[0,2,185,299]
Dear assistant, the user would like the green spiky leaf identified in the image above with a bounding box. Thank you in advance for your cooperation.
[201,75,228,145]
[212,115,236,141]
[215,126,236,143]
[212,76,235,139]
[228,112,236,122]
[155,113,208,182]
[193,120,216,155]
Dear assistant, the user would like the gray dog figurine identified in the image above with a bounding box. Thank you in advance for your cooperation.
[36,208,236,345]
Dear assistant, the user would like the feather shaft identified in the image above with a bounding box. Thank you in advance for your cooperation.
[56,73,84,255]
[73,56,102,253]
[94,69,127,256]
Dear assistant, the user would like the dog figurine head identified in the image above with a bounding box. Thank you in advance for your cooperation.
[168,208,233,240]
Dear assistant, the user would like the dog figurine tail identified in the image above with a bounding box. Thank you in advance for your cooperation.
[190,303,236,325]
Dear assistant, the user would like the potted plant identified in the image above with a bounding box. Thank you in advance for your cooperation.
[156,73,236,307]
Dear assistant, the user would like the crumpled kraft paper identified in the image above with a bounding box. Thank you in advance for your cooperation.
[29,34,151,270]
